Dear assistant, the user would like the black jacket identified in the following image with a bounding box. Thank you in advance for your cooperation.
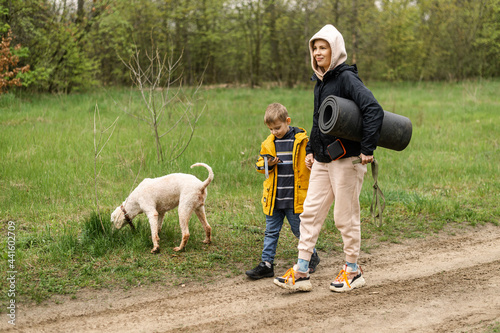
[306,63,384,163]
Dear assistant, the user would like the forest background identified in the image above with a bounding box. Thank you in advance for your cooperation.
[2,0,500,94]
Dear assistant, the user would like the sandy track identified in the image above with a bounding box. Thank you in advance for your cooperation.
[3,224,500,333]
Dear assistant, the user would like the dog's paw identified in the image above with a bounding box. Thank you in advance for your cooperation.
[151,247,160,254]
[202,239,211,244]
[173,246,182,252]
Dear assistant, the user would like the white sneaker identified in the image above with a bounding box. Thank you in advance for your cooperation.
[330,264,365,292]
[273,265,312,292]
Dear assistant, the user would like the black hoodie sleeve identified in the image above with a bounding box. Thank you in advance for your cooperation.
[340,72,384,156]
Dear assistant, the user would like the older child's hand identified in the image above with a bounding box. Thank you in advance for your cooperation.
[305,153,314,170]
[268,156,281,166]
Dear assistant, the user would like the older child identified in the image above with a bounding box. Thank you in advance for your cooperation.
[246,103,319,280]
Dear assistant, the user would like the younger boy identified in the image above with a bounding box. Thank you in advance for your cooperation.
[245,103,319,279]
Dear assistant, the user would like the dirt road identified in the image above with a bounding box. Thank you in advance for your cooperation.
[3,224,499,333]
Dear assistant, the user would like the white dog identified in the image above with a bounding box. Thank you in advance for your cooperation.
[111,163,213,253]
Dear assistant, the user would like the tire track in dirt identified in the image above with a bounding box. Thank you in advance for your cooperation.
[3,224,500,333]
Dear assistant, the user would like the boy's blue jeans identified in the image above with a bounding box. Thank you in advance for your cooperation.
[261,209,301,264]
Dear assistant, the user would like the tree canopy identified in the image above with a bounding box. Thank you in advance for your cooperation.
[2,0,500,93]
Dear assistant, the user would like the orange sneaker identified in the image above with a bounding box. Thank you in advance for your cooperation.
[273,265,312,291]
[330,264,365,292]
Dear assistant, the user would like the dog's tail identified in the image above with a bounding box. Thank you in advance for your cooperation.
[191,163,214,190]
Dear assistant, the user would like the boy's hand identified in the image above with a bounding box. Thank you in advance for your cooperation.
[305,153,314,170]
[267,156,281,166]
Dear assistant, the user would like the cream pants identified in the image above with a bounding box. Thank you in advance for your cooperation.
[298,157,367,264]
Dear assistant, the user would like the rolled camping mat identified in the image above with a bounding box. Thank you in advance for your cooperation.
[318,95,412,151]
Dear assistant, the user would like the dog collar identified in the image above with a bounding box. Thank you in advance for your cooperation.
[120,205,136,231]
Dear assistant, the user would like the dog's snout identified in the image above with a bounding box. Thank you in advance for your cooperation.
[110,208,126,229]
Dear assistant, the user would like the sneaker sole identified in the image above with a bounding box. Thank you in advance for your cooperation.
[273,278,312,292]
[330,276,366,293]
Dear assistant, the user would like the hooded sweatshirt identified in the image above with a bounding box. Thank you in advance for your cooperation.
[306,24,384,162]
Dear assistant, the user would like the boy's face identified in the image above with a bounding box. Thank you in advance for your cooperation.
[267,118,291,139]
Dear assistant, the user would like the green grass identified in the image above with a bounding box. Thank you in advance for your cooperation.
[486,322,500,333]
[1,80,499,304]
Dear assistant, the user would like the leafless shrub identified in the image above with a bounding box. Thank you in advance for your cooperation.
[120,43,206,163]
[93,103,118,231]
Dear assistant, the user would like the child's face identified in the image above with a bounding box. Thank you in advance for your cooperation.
[267,118,291,139]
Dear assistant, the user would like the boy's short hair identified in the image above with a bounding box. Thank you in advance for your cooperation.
[264,103,289,124]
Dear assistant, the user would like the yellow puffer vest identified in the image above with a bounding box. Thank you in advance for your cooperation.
[255,127,311,216]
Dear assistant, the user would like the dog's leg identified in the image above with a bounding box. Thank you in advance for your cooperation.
[157,212,165,235]
[146,209,161,254]
[174,204,193,252]
[195,205,212,245]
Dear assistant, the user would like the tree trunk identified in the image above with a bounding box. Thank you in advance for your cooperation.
[351,0,357,64]
[266,0,280,82]
[76,0,85,24]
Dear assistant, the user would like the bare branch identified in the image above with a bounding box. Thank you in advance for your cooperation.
[93,102,119,233]
[120,40,206,163]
